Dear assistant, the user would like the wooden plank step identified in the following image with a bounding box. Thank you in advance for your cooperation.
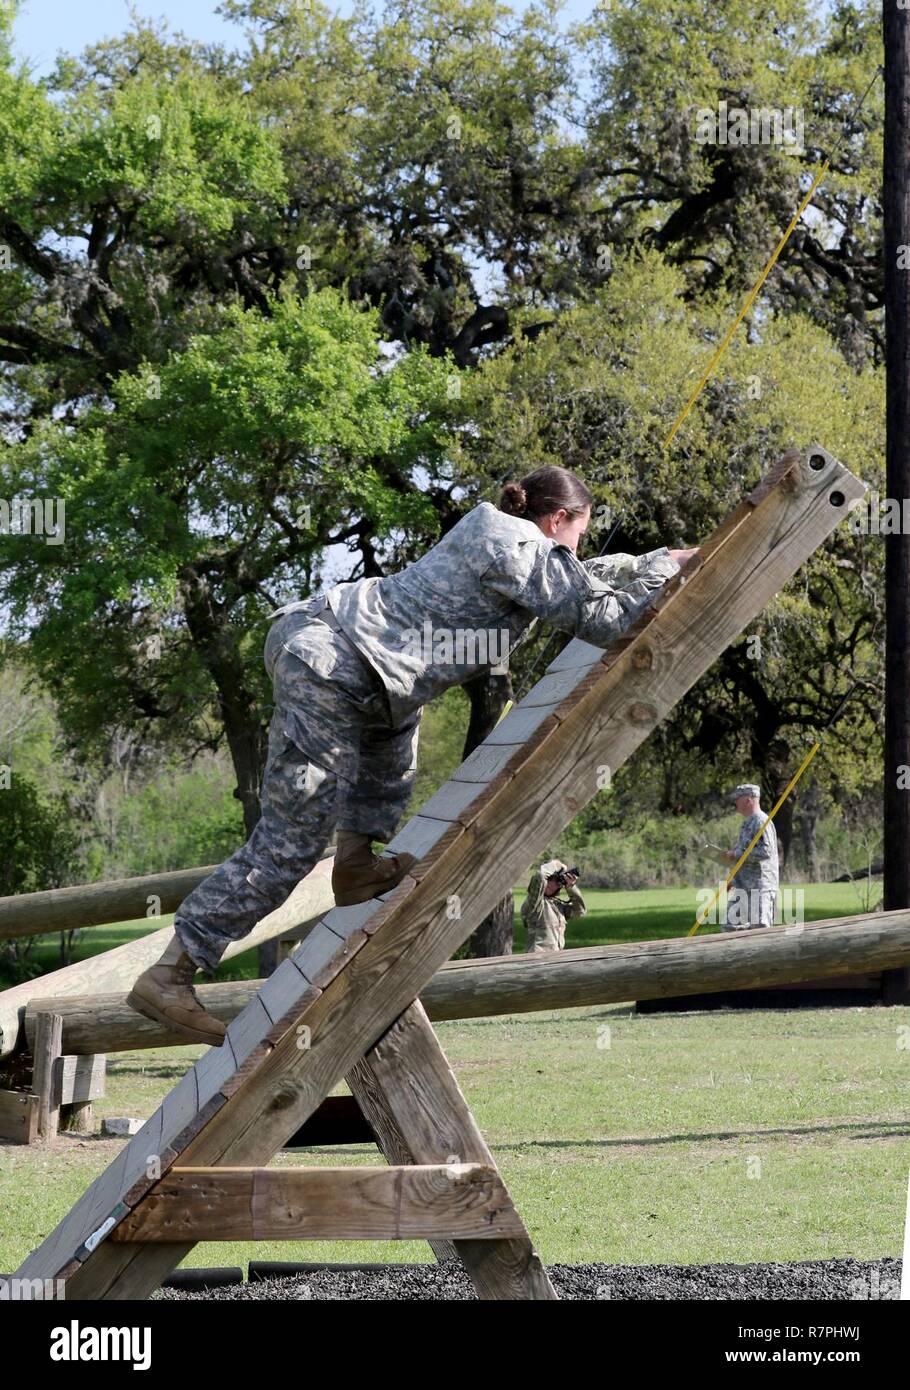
[110,1164,523,1242]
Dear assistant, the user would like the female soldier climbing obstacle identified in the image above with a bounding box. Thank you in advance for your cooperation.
[127,466,698,1045]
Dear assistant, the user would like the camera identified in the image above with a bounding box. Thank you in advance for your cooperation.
[550,865,580,887]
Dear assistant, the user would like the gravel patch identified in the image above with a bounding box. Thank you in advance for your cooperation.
[155,1256,901,1301]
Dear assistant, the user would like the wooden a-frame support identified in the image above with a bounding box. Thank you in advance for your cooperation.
[12,445,865,1301]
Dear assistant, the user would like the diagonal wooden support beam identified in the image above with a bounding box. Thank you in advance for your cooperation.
[348,1002,557,1298]
[15,445,866,1300]
[110,1163,524,1242]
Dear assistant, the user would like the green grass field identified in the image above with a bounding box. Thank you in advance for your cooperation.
[1,881,907,1276]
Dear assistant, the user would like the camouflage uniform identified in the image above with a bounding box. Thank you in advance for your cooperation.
[521,858,587,952]
[725,808,780,930]
[175,503,680,973]
[319,503,680,723]
[175,598,420,974]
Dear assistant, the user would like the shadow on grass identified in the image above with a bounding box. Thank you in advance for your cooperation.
[505,1119,910,1153]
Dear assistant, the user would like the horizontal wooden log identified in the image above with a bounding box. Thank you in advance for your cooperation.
[0,866,218,942]
[25,910,910,1055]
[417,912,910,1018]
[110,1164,523,1242]
[0,850,335,1059]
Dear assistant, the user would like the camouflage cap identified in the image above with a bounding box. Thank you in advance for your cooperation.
[729,782,761,801]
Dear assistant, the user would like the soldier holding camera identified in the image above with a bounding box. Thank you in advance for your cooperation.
[521,858,586,953]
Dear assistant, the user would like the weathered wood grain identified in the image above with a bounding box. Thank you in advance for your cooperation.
[34,1012,62,1139]
[110,1164,523,1242]
[0,850,336,1058]
[348,1002,557,1299]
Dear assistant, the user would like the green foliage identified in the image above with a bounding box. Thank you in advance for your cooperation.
[576,0,881,363]
[82,764,246,881]
[0,773,80,897]
[0,0,888,877]
[457,250,884,817]
[0,287,456,761]
[59,75,286,240]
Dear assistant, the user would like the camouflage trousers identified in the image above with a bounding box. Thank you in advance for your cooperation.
[723,885,778,930]
[175,598,421,975]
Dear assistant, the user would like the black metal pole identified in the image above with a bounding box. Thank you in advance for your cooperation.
[882,4,910,1000]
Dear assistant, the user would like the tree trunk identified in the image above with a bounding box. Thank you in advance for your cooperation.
[178,566,271,970]
[178,566,268,838]
[798,781,822,882]
[772,792,792,874]
[466,893,515,959]
[760,739,793,871]
[462,669,515,957]
[882,7,910,1002]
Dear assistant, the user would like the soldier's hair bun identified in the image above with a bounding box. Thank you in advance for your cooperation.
[498,466,593,522]
[499,481,528,515]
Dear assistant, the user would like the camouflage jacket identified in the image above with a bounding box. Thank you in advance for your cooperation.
[731,812,780,892]
[271,501,680,725]
[521,858,587,952]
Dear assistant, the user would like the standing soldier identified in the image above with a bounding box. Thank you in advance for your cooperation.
[706,782,779,929]
[127,464,697,1044]
[521,859,587,953]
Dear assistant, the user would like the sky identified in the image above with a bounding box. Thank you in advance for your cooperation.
[11,0,600,76]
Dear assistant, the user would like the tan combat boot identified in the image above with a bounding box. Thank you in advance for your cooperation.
[127,937,227,1047]
[332,830,416,907]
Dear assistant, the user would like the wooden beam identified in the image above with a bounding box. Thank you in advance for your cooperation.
[33,1012,62,1140]
[0,866,217,942]
[0,1089,39,1144]
[348,1001,558,1299]
[56,1054,106,1107]
[15,447,867,1299]
[26,909,910,1054]
[109,1164,523,1242]
[0,849,336,1058]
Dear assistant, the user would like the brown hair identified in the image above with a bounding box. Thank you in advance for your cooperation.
[499,465,593,521]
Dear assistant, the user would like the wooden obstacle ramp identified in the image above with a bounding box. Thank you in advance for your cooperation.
[11,445,865,1300]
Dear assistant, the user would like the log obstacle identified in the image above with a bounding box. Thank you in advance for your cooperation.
[0,865,219,942]
[0,850,335,1061]
[11,445,868,1300]
[23,910,910,1054]
[0,853,335,1143]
